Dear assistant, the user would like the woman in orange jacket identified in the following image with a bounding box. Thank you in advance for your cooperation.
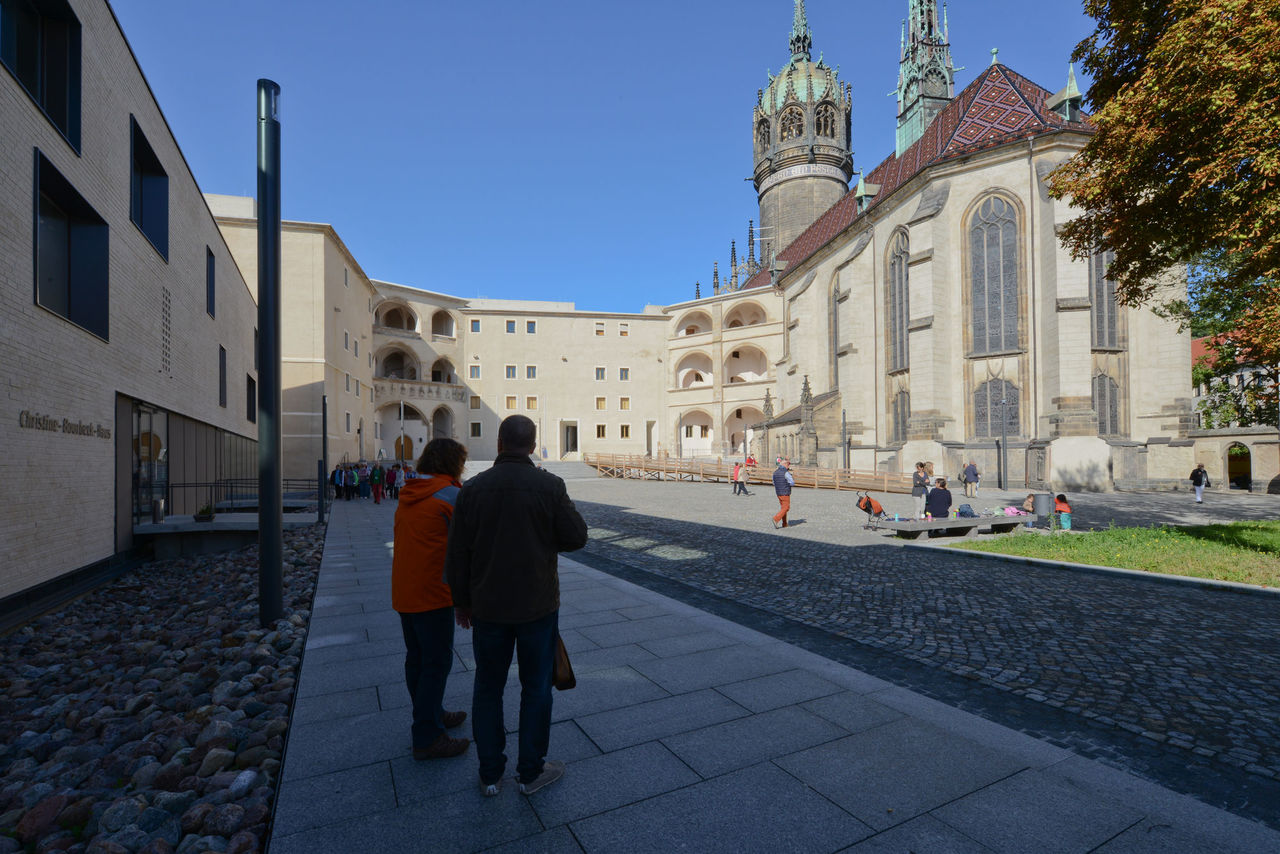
[392,438,471,759]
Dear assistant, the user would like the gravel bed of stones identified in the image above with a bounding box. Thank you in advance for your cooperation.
[0,524,324,854]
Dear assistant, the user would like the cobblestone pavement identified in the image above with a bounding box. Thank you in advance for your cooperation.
[555,471,1280,827]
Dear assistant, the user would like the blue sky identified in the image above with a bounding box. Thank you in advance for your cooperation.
[111,0,1095,312]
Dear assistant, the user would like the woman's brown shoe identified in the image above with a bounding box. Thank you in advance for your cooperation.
[413,734,470,760]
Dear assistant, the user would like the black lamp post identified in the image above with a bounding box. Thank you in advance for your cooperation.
[999,397,1009,490]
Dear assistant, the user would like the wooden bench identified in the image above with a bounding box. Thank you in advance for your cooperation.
[872,517,1025,539]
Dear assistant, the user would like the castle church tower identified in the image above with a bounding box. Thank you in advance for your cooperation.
[752,1,853,259]
[895,0,956,155]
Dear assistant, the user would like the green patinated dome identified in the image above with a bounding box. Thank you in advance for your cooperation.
[760,60,842,115]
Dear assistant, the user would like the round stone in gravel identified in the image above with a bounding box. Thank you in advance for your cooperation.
[196,749,234,778]
[203,803,244,836]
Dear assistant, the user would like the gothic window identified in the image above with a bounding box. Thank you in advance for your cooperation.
[890,390,910,444]
[1091,250,1119,349]
[1093,374,1121,436]
[815,103,836,138]
[780,106,804,141]
[887,231,909,373]
[974,378,1018,439]
[756,118,770,148]
[969,196,1020,355]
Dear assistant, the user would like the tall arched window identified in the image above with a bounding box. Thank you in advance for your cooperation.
[890,390,910,444]
[887,231,909,373]
[974,378,1018,439]
[969,196,1020,355]
[1091,250,1119,349]
[1093,374,1120,436]
[815,103,836,137]
[756,118,771,148]
[780,106,804,141]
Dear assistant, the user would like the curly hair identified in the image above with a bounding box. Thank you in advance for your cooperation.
[416,437,468,478]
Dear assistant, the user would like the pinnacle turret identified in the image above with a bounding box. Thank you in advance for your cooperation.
[789,0,812,62]
[895,0,956,155]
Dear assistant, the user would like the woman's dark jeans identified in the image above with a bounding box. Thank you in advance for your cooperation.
[471,611,557,785]
[399,607,455,749]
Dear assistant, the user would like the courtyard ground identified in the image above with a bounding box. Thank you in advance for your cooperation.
[269,470,1280,852]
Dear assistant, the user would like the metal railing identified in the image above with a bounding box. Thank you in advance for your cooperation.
[582,454,914,493]
[156,478,323,517]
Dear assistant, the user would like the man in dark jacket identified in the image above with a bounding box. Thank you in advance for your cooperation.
[445,415,588,797]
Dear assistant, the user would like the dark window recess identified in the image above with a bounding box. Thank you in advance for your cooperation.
[130,117,168,259]
[1091,250,1119,349]
[969,196,1019,356]
[891,389,910,444]
[218,346,227,408]
[34,150,108,339]
[246,375,257,423]
[1,0,81,149]
[1093,373,1120,437]
[206,247,215,316]
[253,328,258,371]
[974,378,1018,440]
[887,230,910,372]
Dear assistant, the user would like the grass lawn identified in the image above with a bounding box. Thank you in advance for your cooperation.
[949,520,1280,588]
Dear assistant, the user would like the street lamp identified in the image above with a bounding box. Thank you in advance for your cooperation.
[841,408,848,469]
[999,397,1009,490]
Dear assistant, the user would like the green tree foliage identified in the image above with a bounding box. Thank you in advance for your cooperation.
[1049,0,1280,314]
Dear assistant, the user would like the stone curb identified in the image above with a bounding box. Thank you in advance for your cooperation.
[903,542,1280,599]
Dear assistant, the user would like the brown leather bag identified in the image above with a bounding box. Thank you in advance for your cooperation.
[553,634,576,691]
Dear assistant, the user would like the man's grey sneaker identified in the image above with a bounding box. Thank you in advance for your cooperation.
[480,778,501,797]
[518,759,565,795]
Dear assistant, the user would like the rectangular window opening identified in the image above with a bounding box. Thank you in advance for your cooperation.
[1,0,82,149]
[130,117,168,259]
[596,424,607,439]
[470,422,482,438]
[218,346,227,407]
[33,152,108,339]
[246,375,257,423]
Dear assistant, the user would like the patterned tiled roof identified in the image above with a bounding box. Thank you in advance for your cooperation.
[741,64,1091,291]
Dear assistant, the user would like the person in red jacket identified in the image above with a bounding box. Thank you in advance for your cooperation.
[392,438,471,760]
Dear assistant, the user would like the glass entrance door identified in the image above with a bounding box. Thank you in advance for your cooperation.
[132,404,168,525]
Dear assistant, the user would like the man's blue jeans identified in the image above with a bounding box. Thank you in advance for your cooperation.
[471,610,557,785]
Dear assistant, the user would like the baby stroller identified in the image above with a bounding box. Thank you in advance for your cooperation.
[856,491,887,530]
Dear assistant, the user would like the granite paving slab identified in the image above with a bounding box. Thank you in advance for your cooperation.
[931,768,1145,853]
[660,704,848,777]
[774,717,1027,830]
[576,688,750,753]
[569,762,874,853]
[527,742,701,827]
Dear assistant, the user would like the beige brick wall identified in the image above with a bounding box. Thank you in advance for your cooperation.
[0,0,257,600]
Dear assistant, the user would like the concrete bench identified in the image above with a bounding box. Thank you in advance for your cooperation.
[872,516,1025,539]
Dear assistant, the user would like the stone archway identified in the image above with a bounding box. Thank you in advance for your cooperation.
[1226,442,1252,491]
[431,406,454,441]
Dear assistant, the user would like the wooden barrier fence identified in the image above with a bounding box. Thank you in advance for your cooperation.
[582,454,914,494]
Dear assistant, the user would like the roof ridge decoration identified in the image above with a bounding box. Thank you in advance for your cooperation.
[790,0,812,63]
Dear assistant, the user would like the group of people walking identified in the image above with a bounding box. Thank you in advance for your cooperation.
[389,415,588,798]
[330,461,414,504]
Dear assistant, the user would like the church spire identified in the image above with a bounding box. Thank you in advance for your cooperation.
[789,0,812,63]
[895,0,956,156]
